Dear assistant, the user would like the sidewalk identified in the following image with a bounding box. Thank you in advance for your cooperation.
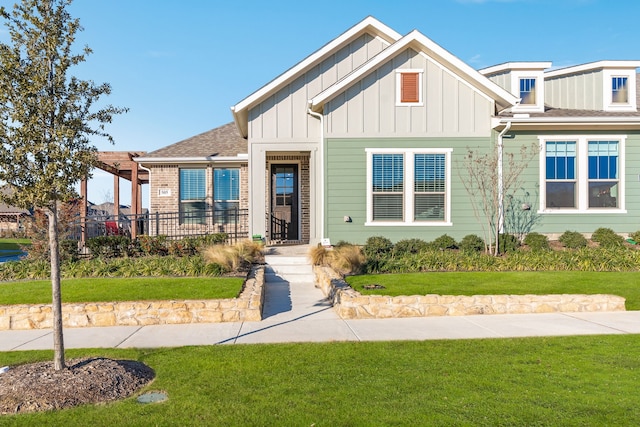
[2,244,640,351]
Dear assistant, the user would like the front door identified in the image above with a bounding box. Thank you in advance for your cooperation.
[270,164,298,241]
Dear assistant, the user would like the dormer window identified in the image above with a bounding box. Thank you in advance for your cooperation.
[396,70,423,105]
[519,78,536,105]
[612,77,628,103]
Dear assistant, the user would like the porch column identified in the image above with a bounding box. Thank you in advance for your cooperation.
[249,145,267,240]
[113,175,120,217]
[131,165,139,240]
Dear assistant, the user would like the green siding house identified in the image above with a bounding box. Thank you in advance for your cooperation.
[137,17,640,245]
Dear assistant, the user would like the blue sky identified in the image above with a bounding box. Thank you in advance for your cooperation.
[1,0,639,205]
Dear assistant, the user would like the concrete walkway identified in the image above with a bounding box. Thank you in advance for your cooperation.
[2,244,640,351]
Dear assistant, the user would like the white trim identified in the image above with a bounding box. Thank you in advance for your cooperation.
[268,160,302,242]
[395,69,424,106]
[136,156,247,164]
[479,62,552,75]
[603,69,637,112]
[544,60,640,79]
[538,135,627,214]
[365,148,453,227]
[510,71,546,113]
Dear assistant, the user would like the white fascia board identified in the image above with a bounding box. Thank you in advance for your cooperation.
[545,60,640,78]
[479,62,553,75]
[135,156,248,164]
[311,30,518,110]
[495,116,640,127]
[231,17,401,115]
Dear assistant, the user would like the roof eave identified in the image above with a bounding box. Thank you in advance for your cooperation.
[135,155,248,165]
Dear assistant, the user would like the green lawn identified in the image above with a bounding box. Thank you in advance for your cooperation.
[2,336,639,425]
[347,271,640,310]
[0,277,244,305]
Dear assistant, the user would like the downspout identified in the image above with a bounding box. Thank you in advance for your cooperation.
[497,120,512,254]
[307,104,324,243]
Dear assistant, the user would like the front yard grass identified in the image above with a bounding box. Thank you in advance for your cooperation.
[346,271,640,310]
[0,277,244,305]
[2,335,640,425]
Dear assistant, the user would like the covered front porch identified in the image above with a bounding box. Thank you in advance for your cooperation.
[249,148,321,245]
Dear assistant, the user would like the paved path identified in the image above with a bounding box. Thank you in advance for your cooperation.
[2,245,640,351]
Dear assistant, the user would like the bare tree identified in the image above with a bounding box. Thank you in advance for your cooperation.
[459,140,538,255]
[0,0,126,370]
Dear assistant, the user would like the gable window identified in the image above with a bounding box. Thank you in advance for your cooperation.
[213,168,240,223]
[612,77,628,103]
[519,78,536,105]
[179,168,206,224]
[367,148,451,226]
[396,70,423,105]
[540,136,625,212]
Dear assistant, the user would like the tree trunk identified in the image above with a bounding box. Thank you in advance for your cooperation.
[47,204,65,371]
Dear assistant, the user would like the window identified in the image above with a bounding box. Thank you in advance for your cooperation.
[612,77,628,103]
[179,168,206,224]
[540,136,625,212]
[367,149,451,225]
[214,168,239,223]
[519,78,536,105]
[414,154,446,220]
[372,154,404,221]
[396,70,423,105]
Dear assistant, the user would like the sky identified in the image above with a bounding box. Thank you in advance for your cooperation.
[1,0,639,206]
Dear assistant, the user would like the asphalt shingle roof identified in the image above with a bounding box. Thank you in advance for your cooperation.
[143,122,247,159]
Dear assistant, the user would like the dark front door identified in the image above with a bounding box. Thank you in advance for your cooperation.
[271,164,298,241]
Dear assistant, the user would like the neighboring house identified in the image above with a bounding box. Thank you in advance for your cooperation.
[0,187,30,234]
[137,17,640,245]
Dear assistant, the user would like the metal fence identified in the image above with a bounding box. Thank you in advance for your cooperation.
[68,208,249,244]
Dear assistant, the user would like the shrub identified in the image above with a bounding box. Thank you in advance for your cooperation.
[591,227,625,248]
[523,232,550,251]
[459,234,485,253]
[362,236,393,259]
[137,235,168,256]
[559,231,587,249]
[430,234,458,250]
[393,238,428,255]
[60,239,80,262]
[329,244,365,275]
[86,235,132,258]
[308,244,329,266]
[497,233,519,254]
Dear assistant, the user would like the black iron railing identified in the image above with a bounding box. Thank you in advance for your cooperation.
[69,208,249,244]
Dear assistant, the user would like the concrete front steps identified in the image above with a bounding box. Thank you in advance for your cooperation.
[262,249,337,321]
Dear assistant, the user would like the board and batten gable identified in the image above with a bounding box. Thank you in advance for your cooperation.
[247,32,390,143]
[545,70,604,111]
[323,48,494,138]
[484,71,511,93]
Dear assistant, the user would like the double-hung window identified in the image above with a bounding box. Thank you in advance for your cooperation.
[179,168,206,224]
[541,136,625,212]
[213,168,240,223]
[367,149,451,225]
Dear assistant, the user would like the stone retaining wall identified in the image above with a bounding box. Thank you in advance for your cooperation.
[313,266,626,319]
[0,266,265,331]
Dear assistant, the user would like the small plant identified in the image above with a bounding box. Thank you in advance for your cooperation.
[591,227,625,248]
[523,232,550,251]
[329,244,365,275]
[629,230,640,244]
[393,238,428,255]
[308,244,329,266]
[201,240,263,272]
[497,233,519,254]
[430,234,458,250]
[137,235,168,256]
[559,231,587,249]
[458,234,485,253]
